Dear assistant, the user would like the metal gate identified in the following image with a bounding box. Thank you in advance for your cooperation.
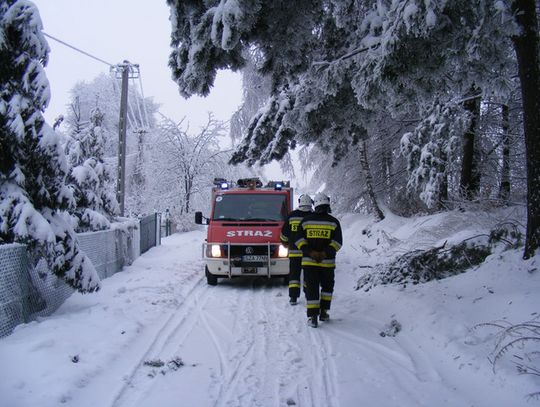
[140,213,160,254]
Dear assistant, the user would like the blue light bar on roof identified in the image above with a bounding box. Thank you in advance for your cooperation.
[274,182,283,190]
[220,182,229,190]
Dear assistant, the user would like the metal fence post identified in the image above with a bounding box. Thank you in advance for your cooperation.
[156,213,161,245]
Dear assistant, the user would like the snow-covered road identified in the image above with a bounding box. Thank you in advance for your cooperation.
[66,231,446,407]
[91,236,346,407]
[1,213,538,407]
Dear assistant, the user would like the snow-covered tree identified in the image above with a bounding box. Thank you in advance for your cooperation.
[64,72,159,217]
[510,0,540,258]
[64,75,120,156]
[166,1,411,219]
[401,102,467,209]
[230,50,271,145]
[168,0,540,256]
[146,114,241,230]
[0,1,99,292]
[65,107,119,232]
[470,89,526,206]
[64,73,157,158]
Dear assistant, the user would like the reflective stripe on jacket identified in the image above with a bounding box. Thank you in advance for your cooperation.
[280,209,312,258]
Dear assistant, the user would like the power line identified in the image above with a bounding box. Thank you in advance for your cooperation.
[138,74,151,128]
[43,32,114,67]
[42,31,150,217]
[132,77,147,129]
[43,31,154,129]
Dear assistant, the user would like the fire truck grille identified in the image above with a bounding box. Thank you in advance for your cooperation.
[225,244,280,267]
[228,245,272,256]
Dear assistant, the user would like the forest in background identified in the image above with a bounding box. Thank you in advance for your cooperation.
[167,0,540,259]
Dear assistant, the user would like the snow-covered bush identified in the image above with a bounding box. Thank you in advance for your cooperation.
[0,1,99,292]
[356,224,523,291]
[476,318,540,401]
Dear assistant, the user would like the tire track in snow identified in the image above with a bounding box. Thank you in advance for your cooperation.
[113,271,346,407]
[210,280,272,407]
[264,284,319,407]
[324,323,440,383]
[201,279,309,407]
[201,284,258,407]
[317,328,340,407]
[325,324,410,367]
[250,282,340,407]
[218,280,340,407]
[305,326,340,407]
[110,270,210,407]
[320,320,444,406]
[256,282,285,406]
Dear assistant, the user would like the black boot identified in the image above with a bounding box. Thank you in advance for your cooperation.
[307,315,318,328]
[319,309,330,322]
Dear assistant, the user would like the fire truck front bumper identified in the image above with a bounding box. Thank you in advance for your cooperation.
[205,258,289,277]
[202,243,289,278]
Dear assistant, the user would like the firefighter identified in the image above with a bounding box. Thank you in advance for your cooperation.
[295,192,342,328]
[280,194,313,305]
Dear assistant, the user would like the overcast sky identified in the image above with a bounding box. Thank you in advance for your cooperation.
[30,0,307,187]
[31,0,243,129]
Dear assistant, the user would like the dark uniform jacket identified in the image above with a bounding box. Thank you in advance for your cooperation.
[280,209,312,258]
[295,211,343,268]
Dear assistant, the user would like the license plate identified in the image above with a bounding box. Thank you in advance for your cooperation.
[242,255,268,262]
[242,267,258,274]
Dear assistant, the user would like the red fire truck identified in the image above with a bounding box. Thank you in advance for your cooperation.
[195,177,292,285]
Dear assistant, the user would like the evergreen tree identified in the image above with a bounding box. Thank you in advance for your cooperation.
[401,102,467,209]
[498,104,511,202]
[510,0,540,258]
[0,1,99,292]
[459,90,482,199]
[230,50,272,146]
[65,107,119,232]
[66,73,157,158]
[168,0,538,255]
[65,73,158,217]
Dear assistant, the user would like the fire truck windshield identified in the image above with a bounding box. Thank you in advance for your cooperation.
[212,193,287,221]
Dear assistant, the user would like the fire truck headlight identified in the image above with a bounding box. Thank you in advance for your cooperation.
[210,244,222,257]
[278,244,288,258]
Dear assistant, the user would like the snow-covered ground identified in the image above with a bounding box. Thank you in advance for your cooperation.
[1,208,538,407]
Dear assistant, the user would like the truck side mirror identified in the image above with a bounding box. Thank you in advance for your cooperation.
[195,211,203,225]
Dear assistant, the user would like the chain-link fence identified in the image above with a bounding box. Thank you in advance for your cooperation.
[0,244,43,338]
[0,223,142,338]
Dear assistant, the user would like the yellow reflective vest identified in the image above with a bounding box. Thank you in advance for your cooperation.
[295,212,343,268]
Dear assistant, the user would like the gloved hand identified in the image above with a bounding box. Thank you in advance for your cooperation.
[309,250,326,263]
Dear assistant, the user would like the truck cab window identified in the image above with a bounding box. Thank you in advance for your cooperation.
[213,194,287,221]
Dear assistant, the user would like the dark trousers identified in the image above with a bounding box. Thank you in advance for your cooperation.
[288,257,302,299]
[304,266,335,317]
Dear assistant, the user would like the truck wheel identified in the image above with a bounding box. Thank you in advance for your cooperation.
[205,266,218,286]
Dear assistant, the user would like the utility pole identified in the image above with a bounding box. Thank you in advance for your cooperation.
[111,61,139,216]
